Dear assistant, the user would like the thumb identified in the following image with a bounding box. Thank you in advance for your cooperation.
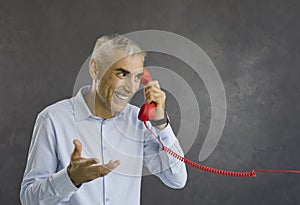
[71,139,82,159]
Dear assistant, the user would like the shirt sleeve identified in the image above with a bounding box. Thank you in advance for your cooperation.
[20,114,78,205]
[143,122,187,189]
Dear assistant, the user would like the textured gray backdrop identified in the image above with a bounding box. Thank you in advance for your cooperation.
[1,0,300,204]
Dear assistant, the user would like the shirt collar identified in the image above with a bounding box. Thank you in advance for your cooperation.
[73,85,128,121]
[73,86,93,121]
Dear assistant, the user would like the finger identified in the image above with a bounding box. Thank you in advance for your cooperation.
[98,160,121,177]
[89,165,111,177]
[106,160,121,170]
[145,92,165,104]
[145,93,160,104]
[98,160,120,171]
[144,87,164,101]
[144,80,160,90]
[144,85,160,93]
[89,160,120,175]
[144,85,162,95]
[145,90,162,99]
[72,157,100,166]
[145,90,165,102]
[71,139,82,160]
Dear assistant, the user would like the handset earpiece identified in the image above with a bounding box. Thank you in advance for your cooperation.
[138,68,156,121]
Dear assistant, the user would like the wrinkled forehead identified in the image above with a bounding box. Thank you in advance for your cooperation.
[99,48,144,73]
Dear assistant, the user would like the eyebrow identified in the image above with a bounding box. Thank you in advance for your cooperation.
[114,68,144,76]
[114,68,131,74]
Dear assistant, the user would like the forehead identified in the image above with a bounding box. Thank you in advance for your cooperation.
[112,55,144,73]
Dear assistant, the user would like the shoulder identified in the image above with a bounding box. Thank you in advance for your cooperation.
[37,98,73,120]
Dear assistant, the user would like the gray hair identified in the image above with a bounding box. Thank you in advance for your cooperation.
[90,34,146,71]
[92,34,145,57]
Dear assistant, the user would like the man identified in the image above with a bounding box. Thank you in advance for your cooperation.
[20,34,187,205]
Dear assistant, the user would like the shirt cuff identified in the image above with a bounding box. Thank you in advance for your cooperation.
[49,167,78,195]
[154,123,177,147]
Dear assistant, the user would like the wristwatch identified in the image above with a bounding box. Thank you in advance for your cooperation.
[150,112,170,127]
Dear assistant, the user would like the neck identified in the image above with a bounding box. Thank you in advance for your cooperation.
[84,85,114,120]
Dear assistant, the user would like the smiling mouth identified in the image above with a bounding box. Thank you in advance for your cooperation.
[115,92,129,101]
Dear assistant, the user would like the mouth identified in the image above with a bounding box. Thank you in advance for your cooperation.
[114,92,129,101]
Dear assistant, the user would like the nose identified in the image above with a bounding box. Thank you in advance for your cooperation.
[124,77,139,94]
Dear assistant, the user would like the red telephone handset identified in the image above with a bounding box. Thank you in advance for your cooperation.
[138,68,300,177]
[138,68,156,121]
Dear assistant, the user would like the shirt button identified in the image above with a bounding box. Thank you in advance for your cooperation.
[105,197,109,202]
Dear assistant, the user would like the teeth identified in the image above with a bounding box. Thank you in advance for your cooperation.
[115,92,128,100]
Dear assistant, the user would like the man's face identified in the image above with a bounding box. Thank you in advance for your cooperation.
[96,54,144,114]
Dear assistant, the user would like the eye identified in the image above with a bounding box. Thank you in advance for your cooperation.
[135,74,142,82]
[116,72,128,78]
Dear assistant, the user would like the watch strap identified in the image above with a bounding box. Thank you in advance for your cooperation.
[150,113,170,127]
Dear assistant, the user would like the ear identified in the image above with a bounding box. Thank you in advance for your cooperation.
[89,59,99,80]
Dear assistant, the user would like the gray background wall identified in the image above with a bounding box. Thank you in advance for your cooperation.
[1,0,300,204]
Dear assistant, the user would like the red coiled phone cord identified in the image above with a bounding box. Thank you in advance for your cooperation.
[143,121,300,178]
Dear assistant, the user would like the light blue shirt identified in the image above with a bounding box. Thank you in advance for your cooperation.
[20,86,187,205]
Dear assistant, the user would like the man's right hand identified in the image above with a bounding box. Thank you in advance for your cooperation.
[67,139,120,187]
